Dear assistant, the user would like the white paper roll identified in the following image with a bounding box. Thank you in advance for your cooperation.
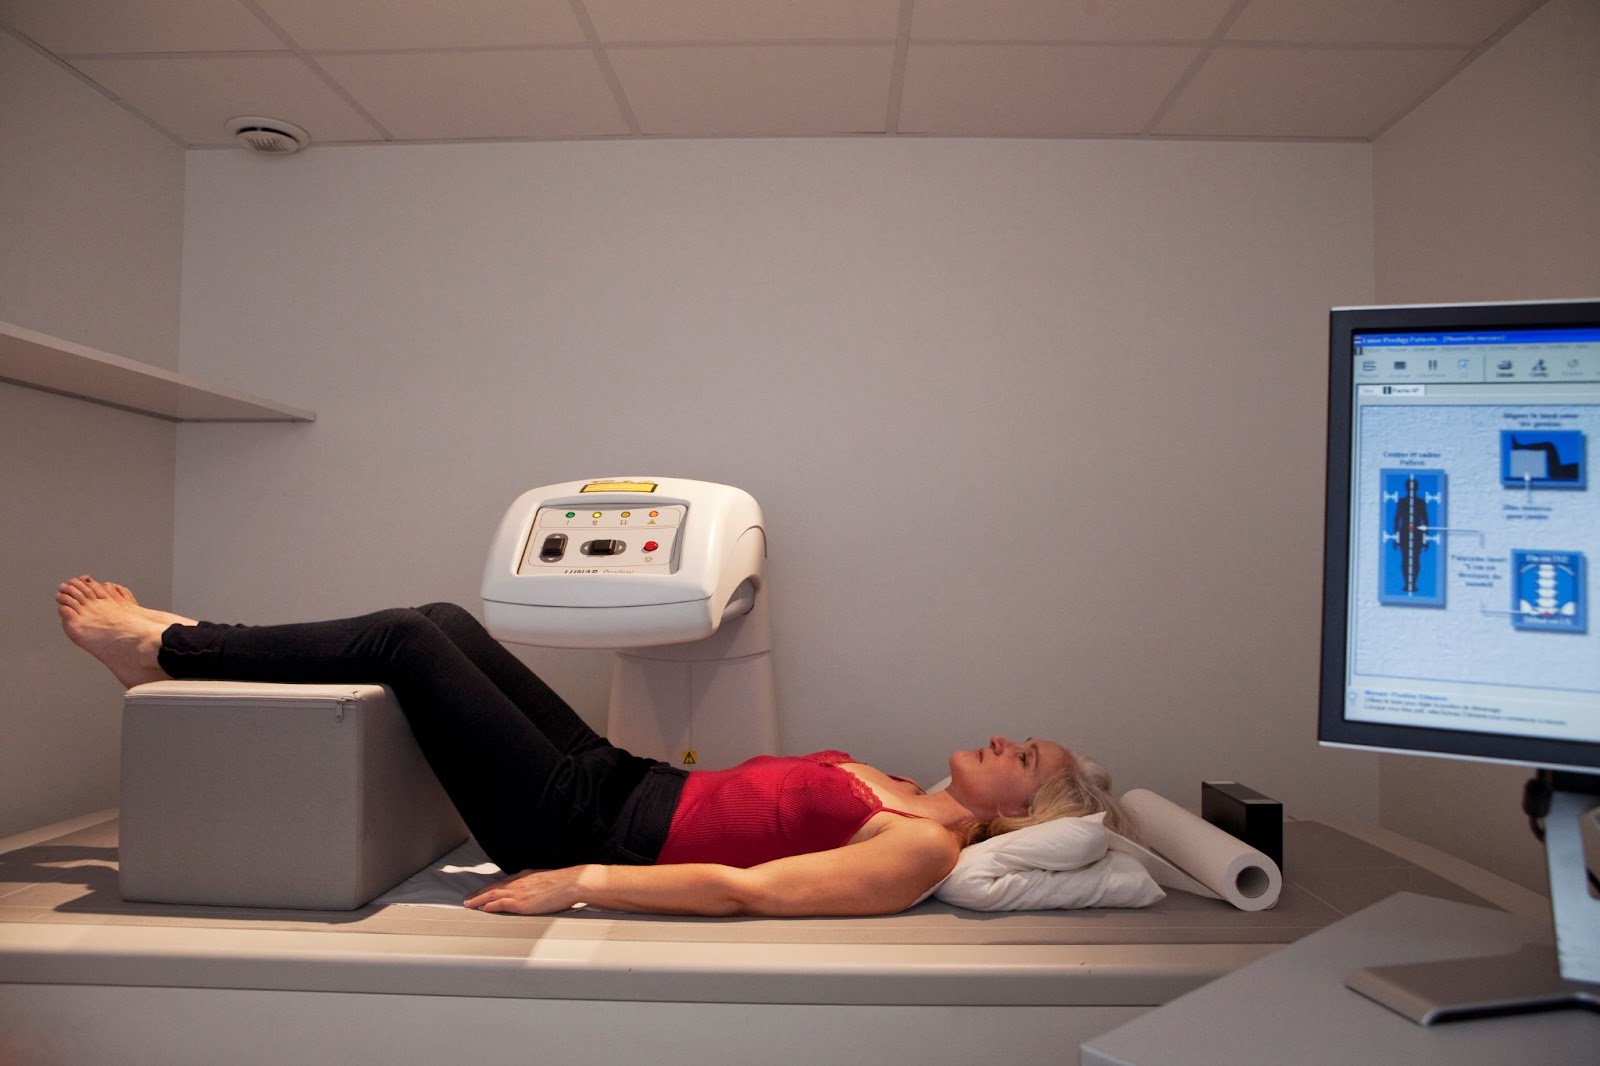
[1110,788,1282,911]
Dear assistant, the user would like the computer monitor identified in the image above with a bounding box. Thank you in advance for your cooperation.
[1318,298,1600,1022]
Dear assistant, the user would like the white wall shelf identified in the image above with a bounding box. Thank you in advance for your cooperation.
[0,320,315,423]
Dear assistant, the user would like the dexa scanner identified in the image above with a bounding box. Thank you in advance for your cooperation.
[482,477,777,769]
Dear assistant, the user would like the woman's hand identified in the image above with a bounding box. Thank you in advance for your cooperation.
[463,866,587,915]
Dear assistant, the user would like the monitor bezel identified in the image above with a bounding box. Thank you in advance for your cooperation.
[1318,298,1600,773]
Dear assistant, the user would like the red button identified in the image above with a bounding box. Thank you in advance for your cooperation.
[644,541,659,552]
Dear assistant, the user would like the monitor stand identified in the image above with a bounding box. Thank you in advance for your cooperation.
[1347,781,1600,1024]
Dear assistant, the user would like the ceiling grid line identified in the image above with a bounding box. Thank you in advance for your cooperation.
[570,0,642,136]
[883,0,916,135]
[1139,0,1250,136]
[236,0,395,142]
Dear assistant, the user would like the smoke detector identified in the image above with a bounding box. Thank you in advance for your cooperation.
[226,116,310,155]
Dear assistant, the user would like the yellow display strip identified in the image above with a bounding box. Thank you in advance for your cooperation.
[580,480,658,493]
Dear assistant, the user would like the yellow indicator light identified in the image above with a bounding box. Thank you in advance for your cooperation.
[592,512,602,519]
[620,511,631,518]
[581,480,657,493]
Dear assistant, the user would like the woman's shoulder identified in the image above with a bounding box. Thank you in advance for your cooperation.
[876,815,962,875]
[858,807,961,857]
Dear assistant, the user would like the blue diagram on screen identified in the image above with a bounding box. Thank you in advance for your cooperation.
[1500,430,1586,489]
[1379,468,1446,607]
[1512,549,1587,633]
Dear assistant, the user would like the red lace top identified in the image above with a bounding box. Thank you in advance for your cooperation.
[655,750,922,867]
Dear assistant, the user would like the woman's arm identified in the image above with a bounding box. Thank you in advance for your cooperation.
[464,818,960,917]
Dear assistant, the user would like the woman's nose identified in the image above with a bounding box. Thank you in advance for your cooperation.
[989,735,1013,753]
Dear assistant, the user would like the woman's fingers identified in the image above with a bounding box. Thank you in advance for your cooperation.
[464,867,581,914]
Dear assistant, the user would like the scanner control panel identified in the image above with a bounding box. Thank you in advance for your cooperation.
[517,504,685,575]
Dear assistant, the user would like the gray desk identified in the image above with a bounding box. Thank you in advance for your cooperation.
[1082,892,1600,1065]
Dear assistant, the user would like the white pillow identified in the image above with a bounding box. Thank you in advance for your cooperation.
[930,814,1165,911]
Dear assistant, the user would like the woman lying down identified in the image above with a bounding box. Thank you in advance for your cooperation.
[57,575,1134,918]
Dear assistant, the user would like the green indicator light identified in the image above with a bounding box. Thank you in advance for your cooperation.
[566,512,576,518]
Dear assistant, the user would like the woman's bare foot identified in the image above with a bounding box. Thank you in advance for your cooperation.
[56,576,179,689]
[94,577,197,628]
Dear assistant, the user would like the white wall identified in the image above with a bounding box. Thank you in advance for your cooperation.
[0,31,184,837]
[1375,0,1599,306]
[175,137,1377,815]
[1371,0,1600,893]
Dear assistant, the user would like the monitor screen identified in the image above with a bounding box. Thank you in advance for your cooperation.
[1319,299,1600,773]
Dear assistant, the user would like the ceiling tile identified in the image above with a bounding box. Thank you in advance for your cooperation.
[1227,0,1539,47]
[68,54,386,144]
[318,50,629,140]
[1154,45,1469,139]
[0,0,281,54]
[586,0,902,43]
[254,0,585,51]
[610,44,894,136]
[899,43,1197,136]
[910,0,1239,41]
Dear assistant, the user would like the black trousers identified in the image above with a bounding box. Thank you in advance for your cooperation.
[156,602,686,873]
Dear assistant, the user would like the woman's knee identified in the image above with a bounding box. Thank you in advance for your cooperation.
[358,607,451,657]
[416,602,475,628]
[414,602,494,647]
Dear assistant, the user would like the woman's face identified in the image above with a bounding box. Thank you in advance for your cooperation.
[947,735,1073,821]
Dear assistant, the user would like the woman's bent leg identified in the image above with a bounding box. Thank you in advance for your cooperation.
[412,602,602,756]
[392,603,686,867]
[157,609,660,871]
